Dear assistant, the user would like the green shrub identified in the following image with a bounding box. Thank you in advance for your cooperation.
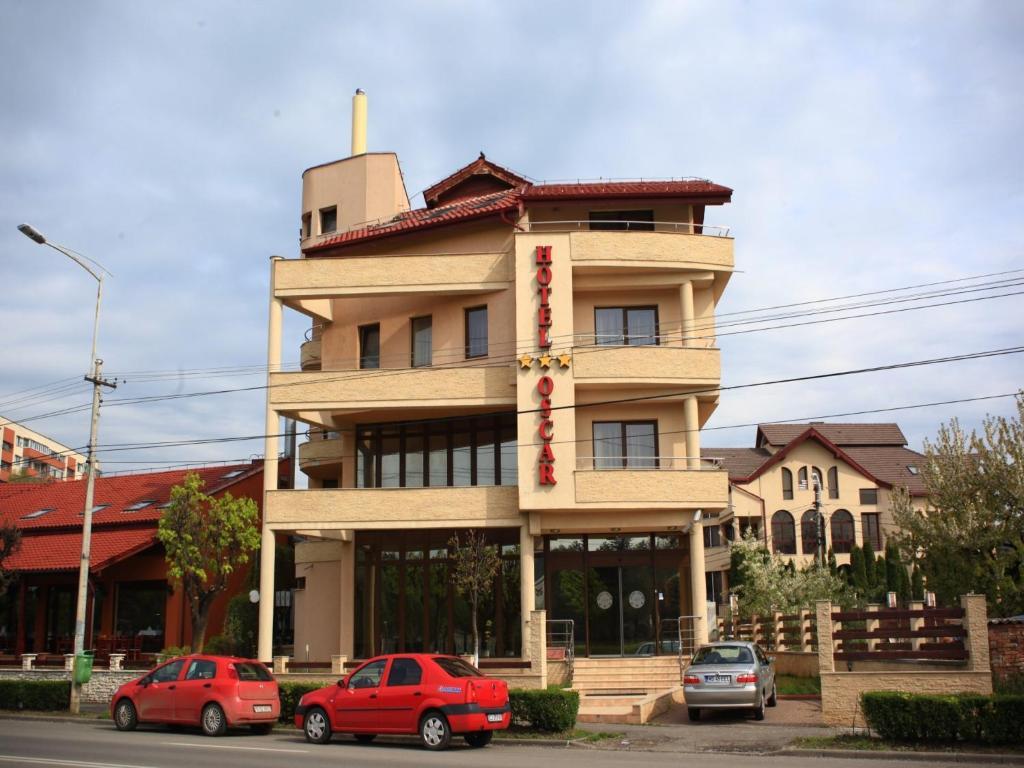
[204,635,234,656]
[509,688,579,732]
[159,645,191,659]
[278,681,326,723]
[861,691,1024,745]
[0,680,71,710]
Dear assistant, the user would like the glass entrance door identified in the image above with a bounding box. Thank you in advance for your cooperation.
[586,565,655,656]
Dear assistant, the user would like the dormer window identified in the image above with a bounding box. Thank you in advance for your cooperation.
[22,508,54,520]
[907,465,919,475]
[123,500,155,512]
[319,205,337,235]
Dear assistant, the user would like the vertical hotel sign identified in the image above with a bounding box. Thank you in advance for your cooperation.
[536,245,556,485]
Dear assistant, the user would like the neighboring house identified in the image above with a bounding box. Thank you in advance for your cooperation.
[0,416,87,483]
[0,461,287,658]
[256,96,736,661]
[702,422,930,602]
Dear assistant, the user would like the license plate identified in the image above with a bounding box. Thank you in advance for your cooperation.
[704,674,731,685]
[487,713,504,723]
[253,705,273,713]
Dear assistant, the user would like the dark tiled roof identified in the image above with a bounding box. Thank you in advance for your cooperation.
[842,446,929,496]
[757,423,907,448]
[422,154,529,207]
[521,180,733,201]
[703,447,771,480]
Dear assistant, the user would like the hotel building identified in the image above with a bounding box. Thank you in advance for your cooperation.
[256,94,735,669]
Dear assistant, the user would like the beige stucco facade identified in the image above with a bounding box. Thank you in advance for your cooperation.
[257,146,736,664]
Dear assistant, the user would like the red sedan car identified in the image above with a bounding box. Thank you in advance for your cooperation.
[111,654,280,736]
[295,654,510,750]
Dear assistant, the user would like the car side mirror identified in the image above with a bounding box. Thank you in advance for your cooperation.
[138,677,150,687]
[336,677,347,689]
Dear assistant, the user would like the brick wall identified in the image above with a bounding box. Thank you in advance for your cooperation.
[989,622,1024,686]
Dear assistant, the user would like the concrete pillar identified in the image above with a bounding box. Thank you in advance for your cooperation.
[961,593,990,673]
[908,600,924,651]
[680,281,695,347]
[865,604,880,651]
[520,524,536,659]
[258,256,284,663]
[689,512,708,646]
[339,538,355,658]
[331,654,348,675]
[800,609,812,653]
[684,395,700,470]
[528,609,547,687]
[815,600,834,673]
[773,611,784,651]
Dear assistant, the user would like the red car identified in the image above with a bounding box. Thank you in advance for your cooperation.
[295,654,510,750]
[111,654,280,736]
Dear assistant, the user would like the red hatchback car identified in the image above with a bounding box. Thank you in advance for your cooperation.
[295,654,510,750]
[111,654,280,736]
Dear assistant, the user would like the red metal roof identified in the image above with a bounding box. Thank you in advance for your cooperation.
[4,527,158,573]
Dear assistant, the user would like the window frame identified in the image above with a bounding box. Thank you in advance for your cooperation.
[591,420,659,469]
[319,205,337,235]
[798,466,809,491]
[593,305,660,346]
[828,466,839,499]
[358,323,381,370]
[464,305,488,359]
[859,488,879,505]
[830,509,855,553]
[781,467,794,500]
[385,657,423,687]
[410,315,432,368]
[800,509,824,556]
[771,510,796,555]
[862,512,882,550]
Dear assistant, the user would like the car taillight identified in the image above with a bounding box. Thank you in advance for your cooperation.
[683,675,700,685]
[736,674,758,684]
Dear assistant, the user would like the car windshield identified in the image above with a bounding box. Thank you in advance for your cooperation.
[432,657,483,678]
[234,662,274,681]
[690,645,754,665]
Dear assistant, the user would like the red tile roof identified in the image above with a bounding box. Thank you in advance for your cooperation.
[5,527,158,572]
[521,180,733,202]
[756,423,907,448]
[0,462,262,531]
[422,153,529,207]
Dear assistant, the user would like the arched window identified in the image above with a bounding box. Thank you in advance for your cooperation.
[781,468,793,500]
[801,509,824,555]
[771,510,796,554]
[811,466,823,492]
[798,466,808,490]
[828,466,839,499]
[830,509,854,553]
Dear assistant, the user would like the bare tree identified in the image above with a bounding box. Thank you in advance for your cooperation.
[448,530,501,666]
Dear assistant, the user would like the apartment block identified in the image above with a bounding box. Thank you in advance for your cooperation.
[0,416,86,483]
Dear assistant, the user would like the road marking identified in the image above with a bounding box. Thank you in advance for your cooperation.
[0,756,157,768]
[159,742,308,754]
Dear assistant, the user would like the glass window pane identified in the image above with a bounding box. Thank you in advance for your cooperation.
[625,422,657,468]
[404,565,424,651]
[476,429,495,485]
[405,432,425,487]
[359,324,380,369]
[452,428,472,487]
[548,537,584,553]
[357,434,375,488]
[381,431,400,488]
[466,307,488,358]
[595,308,624,345]
[499,426,517,485]
[626,308,657,346]
[412,316,432,367]
[593,422,623,469]
[428,432,448,487]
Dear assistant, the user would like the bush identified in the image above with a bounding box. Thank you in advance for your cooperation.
[861,691,1024,745]
[0,680,71,710]
[509,688,579,732]
[278,681,326,723]
[159,645,191,659]
[204,635,234,655]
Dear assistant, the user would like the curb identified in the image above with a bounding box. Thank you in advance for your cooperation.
[777,748,1024,765]
[777,694,822,701]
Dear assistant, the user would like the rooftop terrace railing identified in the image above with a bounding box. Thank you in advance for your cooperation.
[522,220,731,237]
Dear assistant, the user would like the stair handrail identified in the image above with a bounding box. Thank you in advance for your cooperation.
[545,618,575,677]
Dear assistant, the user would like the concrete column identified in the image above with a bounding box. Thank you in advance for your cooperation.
[815,600,835,673]
[684,395,700,469]
[680,280,695,347]
[520,524,536,659]
[961,593,990,673]
[773,611,784,651]
[908,600,924,651]
[800,609,813,653]
[529,609,547,687]
[689,512,708,646]
[258,256,284,663]
[339,538,355,658]
[865,604,881,651]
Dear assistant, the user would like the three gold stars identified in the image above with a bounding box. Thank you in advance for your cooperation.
[517,352,571,370]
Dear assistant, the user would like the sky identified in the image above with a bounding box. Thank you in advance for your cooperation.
[0,0,1022,478]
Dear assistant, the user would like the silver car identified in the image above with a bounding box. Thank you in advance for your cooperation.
[682,641,777,721]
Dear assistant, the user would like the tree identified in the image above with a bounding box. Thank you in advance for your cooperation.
[448,529,501,665]
[911,564,924,601]
[0,524,21,594]
[890,394,1024,616]
[862,540,880,601]
[849,544,868,596]
[7,470,47,484]
[157,472,261,652]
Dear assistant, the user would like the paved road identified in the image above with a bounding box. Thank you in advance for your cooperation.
[0,718,970,768]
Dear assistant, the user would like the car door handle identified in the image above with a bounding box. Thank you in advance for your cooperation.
[168,685,176,690]
[369,693,377,699]
[413,691,422,697]
[203,683,212,688]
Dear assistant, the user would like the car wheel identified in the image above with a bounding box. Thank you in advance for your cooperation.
[201,703,227,736]
[464,731,493,748]
[303,707,332,744]
[250,723,273,735]
[354,734,376,743]
[767,682,778,708]
[753,693,766,721]
[420,711,451,751]
[113,699,138,731]
[687,707,701,722]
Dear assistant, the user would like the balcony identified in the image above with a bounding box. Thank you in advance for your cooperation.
[573,457,729,509]
[300,339,322,371]
[297,433,343,477]
[572,344,720,388]
[264,485,520,531]
[268,365,516,412]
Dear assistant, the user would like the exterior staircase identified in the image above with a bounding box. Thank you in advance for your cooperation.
[572,656,684,725]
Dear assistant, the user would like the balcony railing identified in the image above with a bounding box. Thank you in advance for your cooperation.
[576,456,723,471]
[523,220,731,237]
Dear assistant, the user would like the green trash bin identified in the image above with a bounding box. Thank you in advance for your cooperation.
[73,652,94,685]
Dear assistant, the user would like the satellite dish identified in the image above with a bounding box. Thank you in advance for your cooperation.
[249,590,260,604]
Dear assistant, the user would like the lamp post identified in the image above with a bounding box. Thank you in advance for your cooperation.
[17,224,116,713]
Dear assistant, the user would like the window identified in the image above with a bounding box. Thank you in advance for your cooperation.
[771,510,796,554]
[433,656,483,678]
[185,659,217,680]
[798,467,808,490]
[862,513,882,550]
[321,478,339,489]
[705,571,724,605]
[151,660,184,683]
[828,467,839,499]
[703,525,721,548]
[123,500,155,512]
[907,464,919,475]
[465,306,488,358]
[830,509,855,553]
[359,323,380,369]
[386,657,423,686]
[221,469,245,479]
[301,212,312,238]
[781,468,793,500]
[801,509,824,555]
[811,466,823,492]
[411,316,432,367]
[22,508,54,520]
[319,205,337,234]
[588,209,655,231]
[349,659,386,689]
[859,488,878,505]
[594,306,659,346]
[234,662,273,681]
[2,441,11,452]
[592,421,657,469]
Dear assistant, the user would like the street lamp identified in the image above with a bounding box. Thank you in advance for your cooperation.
[17,223,115,713]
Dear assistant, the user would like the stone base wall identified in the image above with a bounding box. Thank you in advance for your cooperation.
[0,668,138,705]
[989,623,1024,686]
[772,651,818,678]
[547,660,570,687]
[820,670,993,728]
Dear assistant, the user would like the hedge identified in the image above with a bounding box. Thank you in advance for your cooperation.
[278,681,325,723]
[0,680,71,711]
[862,691,1024,745]
[509,688,579,732]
